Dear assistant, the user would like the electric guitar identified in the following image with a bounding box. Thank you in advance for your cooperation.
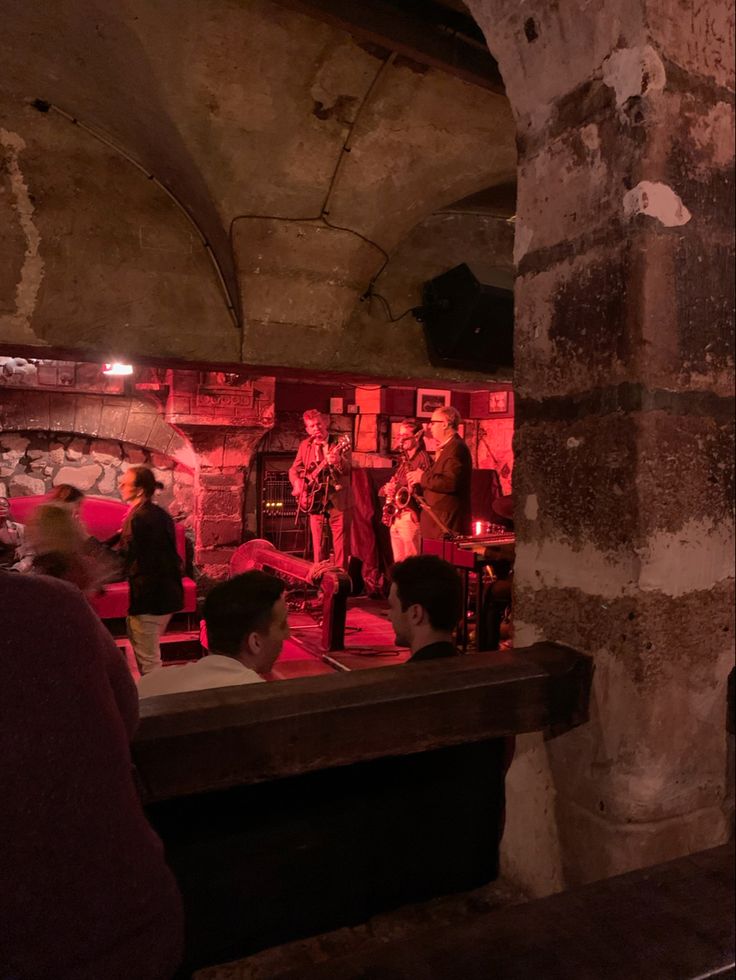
[294,434,350,514]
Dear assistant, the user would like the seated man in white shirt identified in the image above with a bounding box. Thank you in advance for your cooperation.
[138,571,291,699]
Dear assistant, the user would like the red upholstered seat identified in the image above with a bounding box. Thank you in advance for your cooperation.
[7,494,196,618]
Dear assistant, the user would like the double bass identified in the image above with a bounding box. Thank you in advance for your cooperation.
[295,433,350,515]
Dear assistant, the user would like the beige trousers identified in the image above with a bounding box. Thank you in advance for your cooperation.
[127,613,172,675]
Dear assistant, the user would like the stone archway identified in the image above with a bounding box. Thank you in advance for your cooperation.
[461,0,735,892]
[0,388,197,524]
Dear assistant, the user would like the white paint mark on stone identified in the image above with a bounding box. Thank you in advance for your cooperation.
[0,130,45,344]
[580,124,600,152]
[623,181,691,227]
[514,222,534,264]
[524,493,539,520]
[516,539,640,597]
[601,45,666,107]
[637,518,735,598]
[566,436,584,449]
[512,620,545,648]
[516,518,734,599]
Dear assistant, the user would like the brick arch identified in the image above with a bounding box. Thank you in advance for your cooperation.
[0,389,195,468]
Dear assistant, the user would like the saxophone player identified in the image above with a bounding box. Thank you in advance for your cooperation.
[380,420,431,562]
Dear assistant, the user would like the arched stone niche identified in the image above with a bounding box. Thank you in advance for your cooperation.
[0,389,196,527]
[463,0,735,894]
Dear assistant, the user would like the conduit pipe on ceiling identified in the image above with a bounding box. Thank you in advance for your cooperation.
[30,99,240,329]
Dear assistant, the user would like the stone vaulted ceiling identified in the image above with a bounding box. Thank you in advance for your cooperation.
[0,0,515,376]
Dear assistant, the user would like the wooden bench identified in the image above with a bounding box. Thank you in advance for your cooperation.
[133,642,592,972]
[285,844,735,980]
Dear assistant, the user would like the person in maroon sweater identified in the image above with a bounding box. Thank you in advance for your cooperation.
[0,571,183,980]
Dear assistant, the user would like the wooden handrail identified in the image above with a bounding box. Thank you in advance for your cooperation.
[133,642,593,803]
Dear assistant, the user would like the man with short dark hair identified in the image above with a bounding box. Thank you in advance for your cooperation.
[137,571,291,698]
[388,555,463,660]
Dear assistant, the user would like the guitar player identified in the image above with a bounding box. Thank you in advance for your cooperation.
[289,408,351,568]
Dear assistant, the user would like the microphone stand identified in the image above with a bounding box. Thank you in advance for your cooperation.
[413,495,457,539]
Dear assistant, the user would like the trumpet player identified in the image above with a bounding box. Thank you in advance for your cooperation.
[380,420,431,562]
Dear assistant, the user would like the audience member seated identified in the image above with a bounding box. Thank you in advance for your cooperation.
[138,570,291,698]
[388,555,463,661]
[0,570,183,980]
[0,496,24,568]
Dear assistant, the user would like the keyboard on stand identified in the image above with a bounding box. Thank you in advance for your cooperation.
[422,530,515,651]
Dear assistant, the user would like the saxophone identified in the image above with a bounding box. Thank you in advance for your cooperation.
[380,452,415,527]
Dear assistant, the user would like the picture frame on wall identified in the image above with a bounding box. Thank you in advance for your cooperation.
[488,390,509,414]
[416,388,451,418]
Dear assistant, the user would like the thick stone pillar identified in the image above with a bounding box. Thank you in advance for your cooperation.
[166,371,275,585]
[469,0,734,890]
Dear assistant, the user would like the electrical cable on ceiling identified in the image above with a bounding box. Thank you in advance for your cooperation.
[30,98,240,329]
[228,52,397,291]
[319,52,396,218]
[366,291,419,323]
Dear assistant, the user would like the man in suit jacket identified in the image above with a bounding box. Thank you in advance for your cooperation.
[289,408,351,568]
[409,405,472,539]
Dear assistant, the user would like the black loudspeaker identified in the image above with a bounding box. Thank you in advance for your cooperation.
[418,264,514,372]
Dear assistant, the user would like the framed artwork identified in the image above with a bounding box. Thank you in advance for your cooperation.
[416,388,451,418]
[488,390,509,414]
[329,397,345,415]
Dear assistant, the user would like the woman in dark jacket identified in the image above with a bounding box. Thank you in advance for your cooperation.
[118,466,183,675]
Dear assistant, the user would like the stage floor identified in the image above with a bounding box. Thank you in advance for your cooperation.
[269,596,411,679]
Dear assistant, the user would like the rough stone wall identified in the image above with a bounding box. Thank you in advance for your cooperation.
[0,431,194,530]
[468,0,735,892]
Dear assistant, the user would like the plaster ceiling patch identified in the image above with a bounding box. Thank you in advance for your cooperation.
[622,181,691,227]
[601,45,666,107]
[0,129,45,345]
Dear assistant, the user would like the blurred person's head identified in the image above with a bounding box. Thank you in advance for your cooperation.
[50,484,85,508]
[203,571,291,675]
[27,504,85,556]
[388,555,463,653]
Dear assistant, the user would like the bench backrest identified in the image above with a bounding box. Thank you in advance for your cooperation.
[7,494,186,561]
